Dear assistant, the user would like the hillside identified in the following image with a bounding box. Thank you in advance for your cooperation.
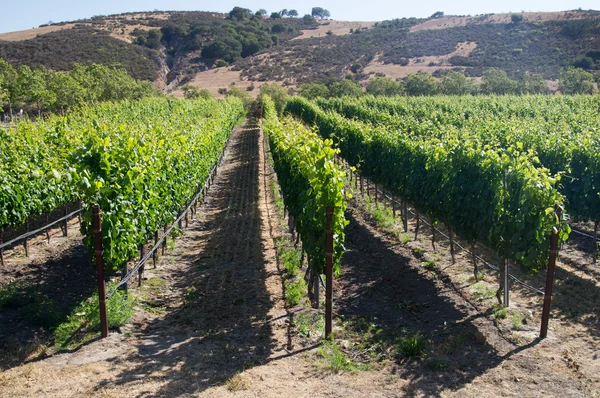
[1,9,599,95]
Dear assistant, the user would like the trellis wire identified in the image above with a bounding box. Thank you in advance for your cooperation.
[0,209,82,250]
[348,165,547,296]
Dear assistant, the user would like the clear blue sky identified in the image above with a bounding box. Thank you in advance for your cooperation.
[1,0,598,34]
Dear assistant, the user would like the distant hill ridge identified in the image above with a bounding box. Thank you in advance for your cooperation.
[1,9,598,96]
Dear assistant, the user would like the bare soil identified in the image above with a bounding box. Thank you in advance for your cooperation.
[0,123,598,397]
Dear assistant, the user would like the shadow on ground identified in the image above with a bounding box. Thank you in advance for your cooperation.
[0,242,95,370]
[336,209,516,396]
[96,126,282,396]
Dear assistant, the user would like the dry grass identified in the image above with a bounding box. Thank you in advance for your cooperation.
[226,374,249,391]
[0,24,76,41]
[292,20,376,40]
[0,12,170,43]
[170,67,285,98]
[410,11,595,32]
[363,41,476,80]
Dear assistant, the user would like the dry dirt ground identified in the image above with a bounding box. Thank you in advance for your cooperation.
[0,122,599,397]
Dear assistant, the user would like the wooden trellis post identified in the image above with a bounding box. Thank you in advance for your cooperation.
[92,205,108,338]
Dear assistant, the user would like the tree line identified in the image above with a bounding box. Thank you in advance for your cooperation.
[297,67,599,99]
[0,59,156,119]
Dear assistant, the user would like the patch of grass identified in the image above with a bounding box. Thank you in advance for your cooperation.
[144,277,166,289]
[52,284,135,350]
[412,248,426,257]
[276,238,301,279]
[371,205,395,229]
[511,312,523,330]
[421,260,436,270]
[0,281,64,328]
[398,334,424,358]
[442,333,468,355]
[402,234,411,245]
[294,312,312,337]
[142,299,166,315]
[426,357,448,371]
[226,374,249,391]
[471,282,496,301]
[0,281,25,308]
[23,299,63,329]
[476,269,486,281]
[285,279,307,307]
[294,312,324,339]
[270,181,285,215]
[338,316,389,362]
[318,338,363,373]
[493,304,509,320]
[183,286,200,307]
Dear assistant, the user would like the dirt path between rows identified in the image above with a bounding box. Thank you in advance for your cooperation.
[0,122,598,397]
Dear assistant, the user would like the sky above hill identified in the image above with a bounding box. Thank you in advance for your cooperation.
[1,0,598,33]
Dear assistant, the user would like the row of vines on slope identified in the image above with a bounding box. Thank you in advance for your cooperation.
[286,97,569,274]
[261,94,347,287]
[76,98,243,271]
[316,95,599,225]
[1,97,244,273]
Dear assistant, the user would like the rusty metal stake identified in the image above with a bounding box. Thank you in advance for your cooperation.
[92,205,109,338]
[471,245,478,282]
[24,221,29,257]
[162,226,167,256]
[325,207,334,338]
[360,176,364,197]
[540,207,561,339]
[153,232,158,268]
[414,215,420,241]
[313,270,320,309]
[594,220,598,264]
[63,205,68,237]
[402,201,408,233]
[449,227,456,264]
[46,214,50,244]
[504,260,510,307]
[138,243,145,287]
[122,262,129,297]
[0,228,4,267]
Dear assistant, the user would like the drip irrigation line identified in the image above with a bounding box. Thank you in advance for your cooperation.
[0,209,82,250]
[569,228,600,241]
[349,165,546,296]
